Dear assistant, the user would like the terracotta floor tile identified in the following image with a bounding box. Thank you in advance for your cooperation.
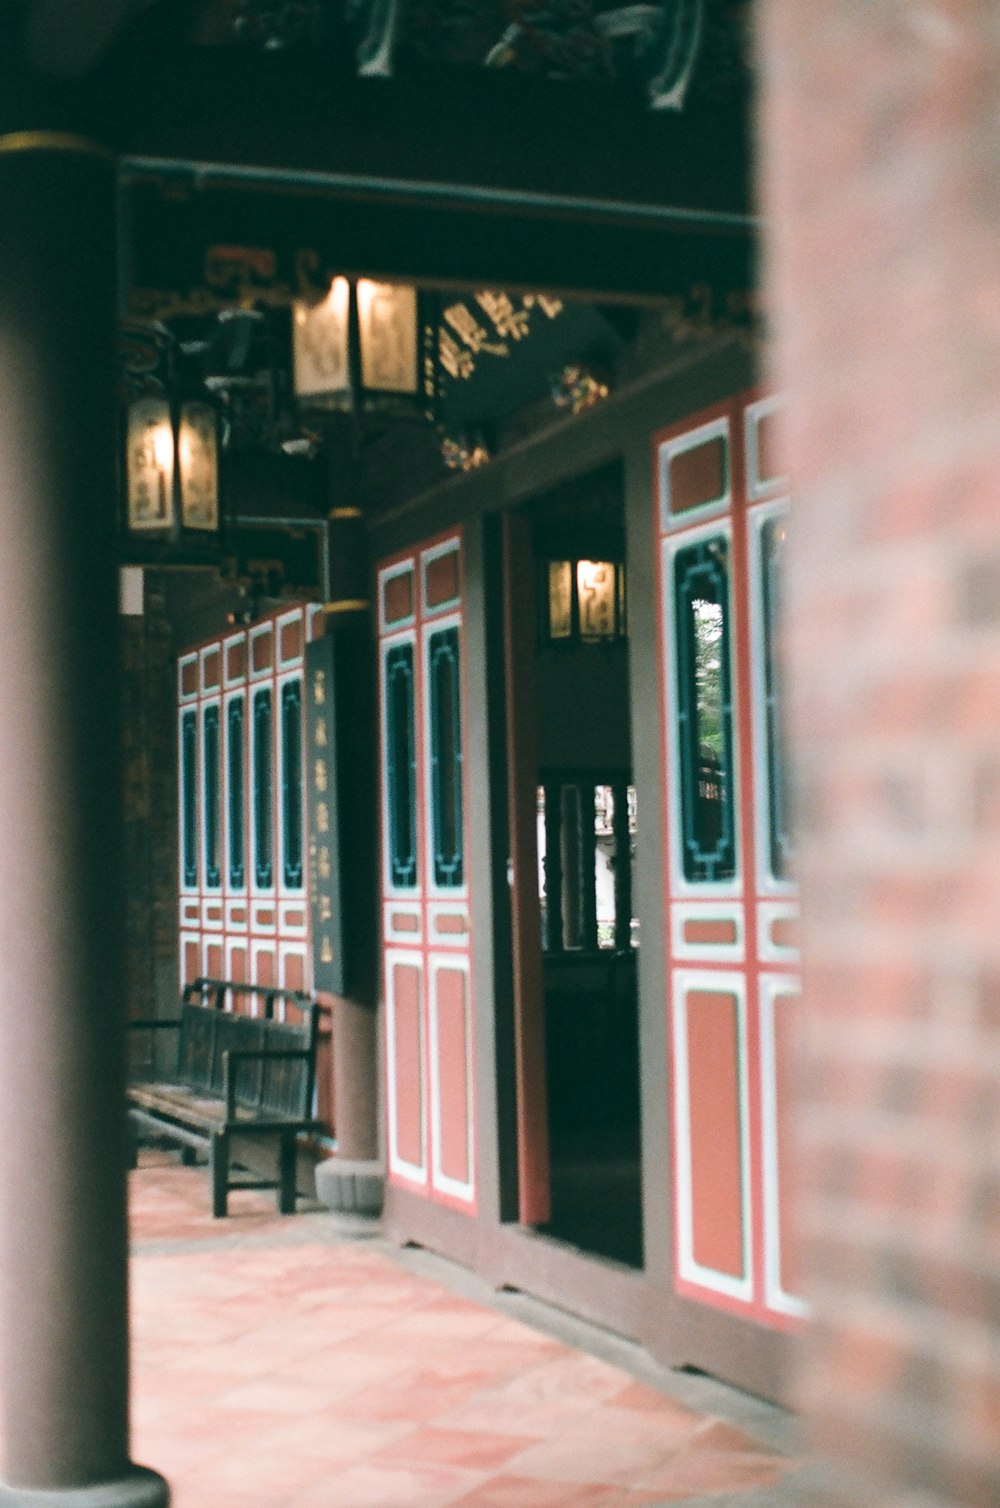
[501,1417,683,1487]
[372,1427,539,1472]
[285,1459,484,1508]
[447,1475,619,1507]
[632,1439,795,1499]
[119,1162,799,1508]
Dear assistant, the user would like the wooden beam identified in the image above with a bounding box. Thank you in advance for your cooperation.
[105,43,755,236]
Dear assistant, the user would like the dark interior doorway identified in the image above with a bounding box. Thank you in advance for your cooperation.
[518,463,643,1269]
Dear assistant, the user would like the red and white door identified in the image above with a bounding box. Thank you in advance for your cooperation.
[655,391,804,1326]
[377,531,477,1211]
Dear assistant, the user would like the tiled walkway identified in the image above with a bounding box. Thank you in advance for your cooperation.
[130,1155,804,1508]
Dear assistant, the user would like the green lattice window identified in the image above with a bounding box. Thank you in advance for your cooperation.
[281,680,304,888]
[385,643,417,888]
[181,709,198,888]
[203,704,221,889]
[761,515,792,882]
[429,625,464,888]
[227,697,245,889]
[253,686,273,888]
[674,535,737,883]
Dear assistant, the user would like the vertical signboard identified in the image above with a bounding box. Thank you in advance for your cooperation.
[305,633,343,994]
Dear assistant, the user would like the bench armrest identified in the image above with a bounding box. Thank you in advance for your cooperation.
[222,1048,313,1121]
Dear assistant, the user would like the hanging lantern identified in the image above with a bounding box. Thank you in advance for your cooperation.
[124,393,221,542]
[121,318,222,552]
[544,557,627,643]
[292,277,437,419]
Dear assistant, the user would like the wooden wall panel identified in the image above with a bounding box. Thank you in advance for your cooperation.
[378,532,476,1211]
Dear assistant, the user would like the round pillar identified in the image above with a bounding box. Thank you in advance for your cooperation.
[0,134,168,1506]
[314,502,382,1216]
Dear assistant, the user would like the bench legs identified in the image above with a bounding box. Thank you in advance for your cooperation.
[278,1132,297,1215]
[211,1130,230,1218]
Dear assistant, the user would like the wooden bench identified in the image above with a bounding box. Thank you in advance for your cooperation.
[127,978,320,1217]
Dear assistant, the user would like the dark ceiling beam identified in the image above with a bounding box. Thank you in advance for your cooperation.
[105,45,756,235]
[23,0,136,77]
[105,42,756,303]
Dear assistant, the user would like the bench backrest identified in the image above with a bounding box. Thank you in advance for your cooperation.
[176,982,318,1121]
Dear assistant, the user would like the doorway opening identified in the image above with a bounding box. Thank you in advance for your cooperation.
[517,464,643,1269]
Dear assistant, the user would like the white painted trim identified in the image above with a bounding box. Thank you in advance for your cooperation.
[222,629,247,690]
[383,901,422,946]
[745,396,789,500]
[421,609,469,903]
[378,560,418,635]
[177,652,198,704]
[276,605,306,671]
[759,974,810,1319]
[747,499,796,897]
[380,626,421,901]
[224,899,249,933]
[249,939,278,1015]
[428,902,470,946]
[177,704,199,896]
[276,669,306,897]
[757,900,800,964]
[200,931,225,980]
[179,932,200,989]
[672,968,754,1302]
[199,696,223,899]
[420,537,463,618]
[222,688,248,897]
[278,899,309,939]
[248,620,274,681]
[278,940,311,1017]
[427,952,475,1203]
[658,415,732,532]
[249,681,276,900]
[250,899,278,934]
[199,643,223,697]
[224,934,250,982]
[670,901,745,964]
[385,947,428,1185]
[661,518,743,900]
[201,898,224,933]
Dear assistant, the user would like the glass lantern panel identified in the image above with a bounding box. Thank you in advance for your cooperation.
[548,561,572,639]
[292,278,351,406]
[178,401,219,532]
[358,281,419,394]
[127,396,176,532]
[577,560,616,640]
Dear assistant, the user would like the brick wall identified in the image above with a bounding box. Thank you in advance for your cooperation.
[122,570,179,1022]
[759,4,1000,1504]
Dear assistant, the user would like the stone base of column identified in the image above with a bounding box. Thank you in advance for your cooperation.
[0,1466,169,1507]
[314,1156,384,1217]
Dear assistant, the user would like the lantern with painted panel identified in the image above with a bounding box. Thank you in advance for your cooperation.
[544,556,627,644]
[122,321,222,551]
[292,277,437,420]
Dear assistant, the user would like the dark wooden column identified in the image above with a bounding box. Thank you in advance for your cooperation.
[313,498,382,1214]
[0,134,168,1506]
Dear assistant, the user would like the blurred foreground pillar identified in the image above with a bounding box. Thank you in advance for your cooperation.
[0,135,168,1506]
[760,4,1000,1505]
